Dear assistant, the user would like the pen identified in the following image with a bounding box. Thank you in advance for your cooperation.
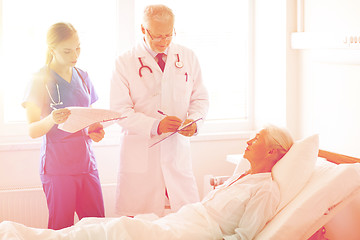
[179,117,203,130]
[157,110,168,116]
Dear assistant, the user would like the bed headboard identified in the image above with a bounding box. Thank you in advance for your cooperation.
[318,149,360,164]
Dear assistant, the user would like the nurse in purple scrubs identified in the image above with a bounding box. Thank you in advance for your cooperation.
[22,22,105,230]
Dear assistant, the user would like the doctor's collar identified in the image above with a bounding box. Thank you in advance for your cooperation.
[142,38,169,57]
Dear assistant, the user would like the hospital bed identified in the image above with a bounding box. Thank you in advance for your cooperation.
[1,135,360,240]
[210,135,360,240]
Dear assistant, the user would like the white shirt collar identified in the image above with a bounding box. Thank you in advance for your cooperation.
[142,38,169,58]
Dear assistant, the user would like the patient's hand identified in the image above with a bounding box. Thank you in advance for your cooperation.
[210,176,230,188]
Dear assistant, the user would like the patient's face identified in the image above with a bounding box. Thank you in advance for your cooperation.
[244,130,270,164]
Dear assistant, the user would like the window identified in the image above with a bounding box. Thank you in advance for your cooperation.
[0,0,118,140]
[0,0,253,142]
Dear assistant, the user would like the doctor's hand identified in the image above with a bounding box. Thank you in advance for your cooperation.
[158,116,182,135]
[51,108,71,125]
[88,122,105,142]
[179,119,197,137]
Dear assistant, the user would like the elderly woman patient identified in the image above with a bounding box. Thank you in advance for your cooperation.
[0,125,294,240]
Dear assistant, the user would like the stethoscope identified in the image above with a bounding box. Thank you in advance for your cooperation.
[46,81,63,110]
[138,53,183,77]
[45,67,90,110]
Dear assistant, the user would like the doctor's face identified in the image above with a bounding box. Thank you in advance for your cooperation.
[142,19,174,53]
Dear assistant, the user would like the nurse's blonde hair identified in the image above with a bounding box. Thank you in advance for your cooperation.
[143,4,175,27]
[45,22,77,65]
[263,124,294,159]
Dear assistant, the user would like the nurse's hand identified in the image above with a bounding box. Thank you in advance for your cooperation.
[179,119,197,137]
[88,122,105,142]
[158,116,182,134]
[51,108,71,124]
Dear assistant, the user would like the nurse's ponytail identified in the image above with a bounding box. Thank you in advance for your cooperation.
[45,22,77,65]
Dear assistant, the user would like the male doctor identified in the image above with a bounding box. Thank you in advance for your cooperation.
[110,4,209,217]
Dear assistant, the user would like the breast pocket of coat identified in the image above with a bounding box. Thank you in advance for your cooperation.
[119,135,148,173]
[173,73,193,104]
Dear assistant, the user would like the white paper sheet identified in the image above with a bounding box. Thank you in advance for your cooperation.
[58,107,125,133]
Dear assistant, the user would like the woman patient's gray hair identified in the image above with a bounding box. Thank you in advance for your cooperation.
[264,124,294,158]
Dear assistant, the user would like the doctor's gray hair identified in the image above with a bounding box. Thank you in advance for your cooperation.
[143,4,175,27]
[263,124,294,159]
[45,22,77,65]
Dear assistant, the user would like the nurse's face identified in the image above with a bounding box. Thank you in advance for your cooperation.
[142,18,174,53]
[51,34,81,68]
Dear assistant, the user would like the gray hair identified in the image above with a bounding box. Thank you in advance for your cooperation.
[143,4,175,28]
[263,124,294,158]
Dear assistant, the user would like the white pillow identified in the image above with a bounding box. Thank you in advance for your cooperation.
[272,134,319,211]
[256,161,360,240]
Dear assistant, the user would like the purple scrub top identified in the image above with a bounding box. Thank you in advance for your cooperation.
[23,67,99,175]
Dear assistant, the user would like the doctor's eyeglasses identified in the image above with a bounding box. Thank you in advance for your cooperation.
[146,28,176,42]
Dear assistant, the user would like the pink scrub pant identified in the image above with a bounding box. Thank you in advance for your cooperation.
[41,170,105,230]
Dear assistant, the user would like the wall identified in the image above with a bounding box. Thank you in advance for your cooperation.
[298,0,360,238]
[299,0,360,157]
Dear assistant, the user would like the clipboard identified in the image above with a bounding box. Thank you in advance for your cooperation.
[149,117,203,148]
[58,107,126,133]
[62,116,127,140]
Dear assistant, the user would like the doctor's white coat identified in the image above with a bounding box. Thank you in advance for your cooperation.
[110,41,209,216]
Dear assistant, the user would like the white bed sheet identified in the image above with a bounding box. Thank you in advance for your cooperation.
[2,159,360,240]
[0,202,223,240]
[255,159,360,240]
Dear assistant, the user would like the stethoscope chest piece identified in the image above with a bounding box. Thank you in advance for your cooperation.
[175,61,183,68]
[175,54,183,68]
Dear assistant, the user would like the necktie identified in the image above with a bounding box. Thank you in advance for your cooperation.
[156,53,165,72]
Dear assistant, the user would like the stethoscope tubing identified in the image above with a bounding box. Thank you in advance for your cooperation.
[138,53,183,78]
[45,67,90,109]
